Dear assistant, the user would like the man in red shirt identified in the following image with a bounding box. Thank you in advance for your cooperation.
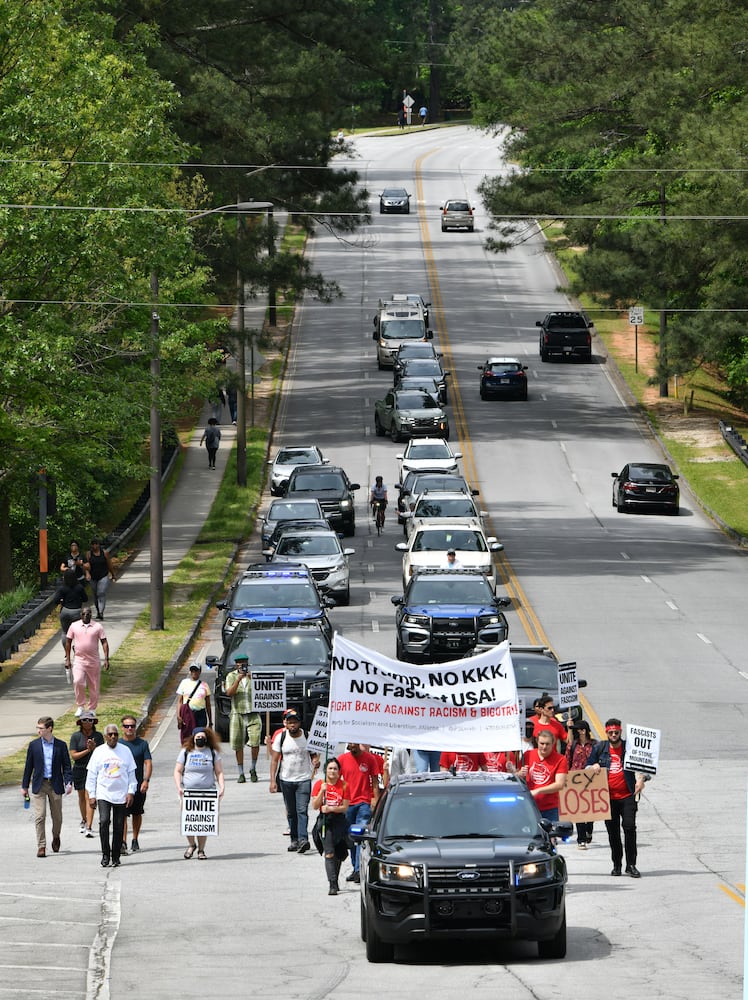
[587,718,646,878]
[439,751,487,773]
[522,730,569,821]
[338,743,383,883]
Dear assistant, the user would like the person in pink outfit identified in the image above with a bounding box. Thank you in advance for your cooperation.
[65,605,109,714]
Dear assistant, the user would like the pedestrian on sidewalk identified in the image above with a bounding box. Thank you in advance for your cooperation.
[86,538,116,620]
[59,540,90,585]
[65,605,109,715]
[269,710,318,854]
[177,664,212,738]
[224,653,261,782]
[200,417,222,469]
[174,727,224,860]
[419,105,427,125]
[120,715,152,855]
[311,757,350,895]
[227,385,238,424]
[53,569,89,654]
[21,717,73,858]
[86,724,136,868]
[69,710,103,837]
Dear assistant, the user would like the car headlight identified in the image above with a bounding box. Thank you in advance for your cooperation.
[515,860,554,885]
[403,613,429,627]
[224,619,238,635]
[340,499,351,509]
[478,615,500,627]
[372,860,422,886]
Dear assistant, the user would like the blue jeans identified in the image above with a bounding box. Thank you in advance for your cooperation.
[412,749,441,773]
[346,802,371,871]
[280,779,311,843]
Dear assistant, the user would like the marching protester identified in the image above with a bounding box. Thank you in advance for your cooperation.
[176,663,212,740]
[269,710,318,854]
[65,605,109,716]
[338,743,382,883]
[53,569,89,654]
[21,717,73,857]
[523,729,569,822]
[69,711,103,837]
[120,715,153,855]
[311,758,350,895]
[86,538,116,620]
[224,653,261,782]
[174,727,225,860]
[86,724,136,868]
[587,718,646,877]
[528,693,571,748]
[566,719,598,848]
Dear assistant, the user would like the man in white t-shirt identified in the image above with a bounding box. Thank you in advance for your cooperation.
[269,710,319,854]
[86,724,137,868]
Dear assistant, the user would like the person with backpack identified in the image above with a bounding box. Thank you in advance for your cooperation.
[269,710,319,854]
[200,417,221,469]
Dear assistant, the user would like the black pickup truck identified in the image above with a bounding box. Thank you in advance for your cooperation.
[536,311,594,362]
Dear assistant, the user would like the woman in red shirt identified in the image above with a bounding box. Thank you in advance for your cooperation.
[311,758,351,896]
[529,694,570,748]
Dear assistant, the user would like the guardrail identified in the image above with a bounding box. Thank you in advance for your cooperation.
[719,420,748,470]
[0,433,180,664]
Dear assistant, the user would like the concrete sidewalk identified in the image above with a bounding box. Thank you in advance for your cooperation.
[0,406,238,759]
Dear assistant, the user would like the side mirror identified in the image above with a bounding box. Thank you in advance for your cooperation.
[216,601,228,610]
[427,330,433,339]
[454,452,462,459]
[395,543,408,552]
[489,541,504,552]
[343,548,355,557]
[496,597,512,608]
[535,320,542,327]
[349,483,360,491]
[205,655,219,668]
[391,596,403,606]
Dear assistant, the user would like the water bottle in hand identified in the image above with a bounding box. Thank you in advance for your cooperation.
[24,794,30,809]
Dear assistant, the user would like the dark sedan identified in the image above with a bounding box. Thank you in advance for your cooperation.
[611,462,680,514]
[379,188,411,214]
[478,357,529,400]
[397,358,449,404]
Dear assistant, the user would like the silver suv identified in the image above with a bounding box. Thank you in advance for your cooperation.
[440,199,475,232]
[372,298,432,370]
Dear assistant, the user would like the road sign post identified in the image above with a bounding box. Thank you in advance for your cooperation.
[629,306,644,373]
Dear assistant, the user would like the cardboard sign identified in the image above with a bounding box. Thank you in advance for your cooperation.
[251,671,286,712]
[180,789,220,836]
[557,662,578,710]
[559,768,611,823]
[624,724,660,775]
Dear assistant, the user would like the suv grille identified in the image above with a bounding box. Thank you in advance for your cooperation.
[428,864,511,893]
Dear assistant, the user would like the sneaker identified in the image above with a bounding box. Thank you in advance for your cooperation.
[80,821,87,833]
[577,842,587,850]
[249,769,258,783]
[346,870,360,883]
[237,773,246,784]
[85,828,95,838]
[287,841,299,852]
[130,839,140,853]
[74,707,83,717]
[297,841,310,854]
[111,860,121,868]
[101,855,110,868]
[120,843,128,856]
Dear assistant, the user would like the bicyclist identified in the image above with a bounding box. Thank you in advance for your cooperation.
[370,476,388,519]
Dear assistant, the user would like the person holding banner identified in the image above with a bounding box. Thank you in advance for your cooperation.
[523,730,568,822]
[586,719,645,878]
[311,758,351,895]
[174,727,225,860]
[338,743,383,883]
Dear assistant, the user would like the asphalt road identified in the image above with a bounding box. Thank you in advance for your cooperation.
[2,126,745,1000]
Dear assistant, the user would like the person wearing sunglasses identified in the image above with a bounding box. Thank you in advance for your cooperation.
[587,718,646,878]
[120,716,152,855]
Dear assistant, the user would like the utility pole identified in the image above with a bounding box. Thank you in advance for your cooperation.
[149,269,164,630]
[657,184,669,398]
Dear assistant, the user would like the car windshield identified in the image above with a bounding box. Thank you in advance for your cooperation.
[229,633,330,667]
[628,464,672,482]
[403,474,466,495]
[404,360,440,376]
[398,345,432,359]
[446,201,469,212]
[290,472,345,492]
[412,530,487,552]
[268,500,321,519]
[383,787,539,839]
[406,443,450,460]
[413,498,476,518]
[384,189,408,198]
[233,582,319,609]
[396,392,440,411]
[511,655,558,690]
[276,535,342,557]
[381,319,427,341]
[486,363,521,374]
[408,577,493,604]
[275,448,319,466]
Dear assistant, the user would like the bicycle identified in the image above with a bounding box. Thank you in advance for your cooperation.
[372,501,386,535]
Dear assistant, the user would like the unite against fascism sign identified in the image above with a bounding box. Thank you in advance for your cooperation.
[180,789,219,836]
[328,635,521,751]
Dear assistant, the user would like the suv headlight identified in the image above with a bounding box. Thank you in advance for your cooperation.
[224,618,238,635]
[403,613,429,627]
[515,860,554,885]
[372,860,422,886]
[340,499,351,509]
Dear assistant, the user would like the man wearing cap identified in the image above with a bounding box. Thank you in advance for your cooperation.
[177,664,212,732]
[21,717,73,857]
[269,710,319,853]
[120,715,153,854]
[85,724,137,868]
[445,548,462,568]
[587,718,646,878]
[224,653,261,783]
[65,605,109,717]
[69,710,104,836]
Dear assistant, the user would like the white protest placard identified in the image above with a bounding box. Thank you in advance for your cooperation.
[624,724,660,774]
[251,671,286,712]
[328,635,521,751]
[306,706,330,756]
[557,662,578,710]
[180,788,219,836]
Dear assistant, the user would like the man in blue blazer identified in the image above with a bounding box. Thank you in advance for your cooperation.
[21,717,73,857]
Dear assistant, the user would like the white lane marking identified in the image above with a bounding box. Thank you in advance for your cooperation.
[696,633,712,645]
[367,564,375,573]
[372,620,380,633]
[739,671,748,682]
[665,600,678,611]
[551,419,558,428]
[559,441,566,453]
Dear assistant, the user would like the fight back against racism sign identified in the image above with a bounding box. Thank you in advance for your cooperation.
[328,635,521,751]
[180,789,219,836]
[624,724,660,775]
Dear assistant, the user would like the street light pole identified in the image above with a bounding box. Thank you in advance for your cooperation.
[149,269,164,630]
[235,209,247,486]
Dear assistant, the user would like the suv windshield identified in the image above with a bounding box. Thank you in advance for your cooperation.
[383,785,539,839]
[412,529,487,552]
[229,632,330,666]
[406,443,450,460]
[276,535,341,556]
[276,448,320,465]
[233,581,319,608]
[397,392,440,410]
[413,498,476,519]
[381,319,427,341]
[408,577,493,604]
[291,472,345,491]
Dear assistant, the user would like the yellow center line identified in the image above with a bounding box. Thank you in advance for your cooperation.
[718,883,745,907]
[415,152,601,735]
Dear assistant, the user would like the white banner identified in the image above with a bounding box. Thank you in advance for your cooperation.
[624,724,660,775]
[328,635,521,751]
[180,789,220,836]
[251,671,287,712]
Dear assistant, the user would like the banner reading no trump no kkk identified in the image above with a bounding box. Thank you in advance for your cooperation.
[328,635,521,751]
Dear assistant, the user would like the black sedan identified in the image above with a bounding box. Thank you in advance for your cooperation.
[379,188,411,214]
[478,357,529,400]
[397,357,449,404]
[611,462,680,514]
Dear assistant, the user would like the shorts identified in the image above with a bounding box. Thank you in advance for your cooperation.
[126,790,147,816]
[230,712,262,751]
[73,771,87,792]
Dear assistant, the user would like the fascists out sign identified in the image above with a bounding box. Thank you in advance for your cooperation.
[559,769,611,823]
[624,724,660,775]
[328,634,521,751]
[180,789,219,836]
